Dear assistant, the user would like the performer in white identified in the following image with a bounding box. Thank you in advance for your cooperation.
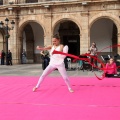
[33,34,74,93]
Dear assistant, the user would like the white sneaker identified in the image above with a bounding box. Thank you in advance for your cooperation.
[33,87,37,92]
[69,88,74,93]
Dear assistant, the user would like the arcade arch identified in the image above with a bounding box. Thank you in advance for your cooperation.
[20,21,44,63]
[53,20,80,56]
[90,18,118,56]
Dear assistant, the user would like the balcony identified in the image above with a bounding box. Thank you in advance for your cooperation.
[0,0,118,6]
[20,0,120,4]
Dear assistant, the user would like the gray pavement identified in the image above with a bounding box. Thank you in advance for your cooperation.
[0,63,101,77]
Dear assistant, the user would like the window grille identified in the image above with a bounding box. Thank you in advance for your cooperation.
[26,0,38,3]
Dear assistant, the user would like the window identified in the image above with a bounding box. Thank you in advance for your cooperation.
[26,0,38,3]
[0,0,3,5]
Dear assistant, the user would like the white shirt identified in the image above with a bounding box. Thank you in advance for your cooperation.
[90,46,97,56]
[49,45,68,65]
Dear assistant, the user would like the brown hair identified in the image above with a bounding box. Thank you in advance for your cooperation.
[92,42,96,47]
[53,34,60,40]
[108,58,114,64]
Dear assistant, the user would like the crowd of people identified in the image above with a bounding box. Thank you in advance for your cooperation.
[0,49,27,65]
[0,35,118,79]
[32,34,119,93]
[40,37,119,78]
[88,42,118,77]
[0,50,12,65]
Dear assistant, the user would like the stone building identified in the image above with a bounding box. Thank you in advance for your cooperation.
[0,0,120,64]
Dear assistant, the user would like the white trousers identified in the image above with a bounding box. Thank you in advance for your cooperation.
[36,63,72,90]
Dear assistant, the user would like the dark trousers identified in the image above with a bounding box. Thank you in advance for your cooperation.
[42,57,50,70]
[7,59,12,65]
[105,73,114,78]
[64,57,68,69]
[1,58,5,65]
[105,73,120,78]
[90,55,97,70]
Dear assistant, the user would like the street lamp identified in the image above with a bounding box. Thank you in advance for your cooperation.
[0,18,15,65]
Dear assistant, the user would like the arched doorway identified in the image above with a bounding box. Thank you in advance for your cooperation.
[0,29,5,51]
[90,18,118,56]
[22,22,44,63]
[54,20,80,56]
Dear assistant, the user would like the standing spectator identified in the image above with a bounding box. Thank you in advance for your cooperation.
[64,45,69,70]
[1,50,5,65]
[64,57,68,70]
[90,42,98,71]
[7,50,12,65]
[22,49,27,64]
[40,49,50,70]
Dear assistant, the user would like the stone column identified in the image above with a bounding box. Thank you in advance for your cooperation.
[118,32,120,55]
[44,13,52,46]
[80,12,89,54]
[15,36,23,64]
[8,14,21,64]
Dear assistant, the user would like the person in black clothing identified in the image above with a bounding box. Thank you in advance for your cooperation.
[21,49,27,64]
[7,50,12,65]
[64,57,68,70]
[1,50,5,65]
[63,45,69,70]
[40,49,50,70]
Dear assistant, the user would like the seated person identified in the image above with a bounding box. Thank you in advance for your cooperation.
[105,58,117,77]
[78,50,90,70]
[77,60,83,70]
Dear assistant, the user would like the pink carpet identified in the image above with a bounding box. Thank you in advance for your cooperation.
[0,76,120,120]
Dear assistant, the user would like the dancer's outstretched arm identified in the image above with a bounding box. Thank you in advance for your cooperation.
[36,45,52,50]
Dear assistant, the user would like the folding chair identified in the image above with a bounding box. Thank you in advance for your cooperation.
[78,55,91,71]
[101,55,111,63]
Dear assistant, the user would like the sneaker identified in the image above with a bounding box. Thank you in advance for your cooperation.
[33,87,37,92]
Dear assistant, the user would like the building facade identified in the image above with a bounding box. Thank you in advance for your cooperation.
[0,0,120,64]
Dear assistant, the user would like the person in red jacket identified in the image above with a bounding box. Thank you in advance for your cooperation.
[1,50,5,65]
[105,58,117,77]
